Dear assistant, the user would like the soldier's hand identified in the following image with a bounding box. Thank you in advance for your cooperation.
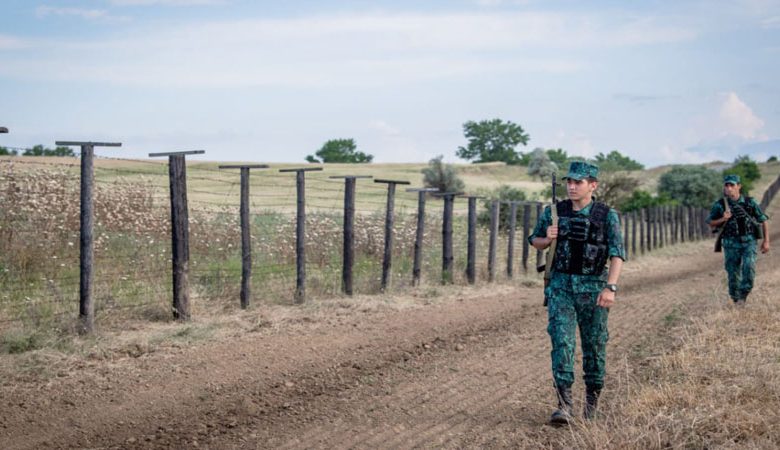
[761,240,770,254]
[722,211,732,221]
[546,226,558,240]
[597,289,615,308]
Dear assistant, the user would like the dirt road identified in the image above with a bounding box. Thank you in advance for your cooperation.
[1,210,777,449]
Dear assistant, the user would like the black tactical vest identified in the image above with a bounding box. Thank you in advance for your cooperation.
[553,200,610,275]
[722,197,760,239]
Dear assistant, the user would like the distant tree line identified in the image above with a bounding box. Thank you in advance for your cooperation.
[0,145,76,157]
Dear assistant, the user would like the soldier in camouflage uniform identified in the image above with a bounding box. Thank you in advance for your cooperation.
[529,161,626,425]
[707,174,770,304]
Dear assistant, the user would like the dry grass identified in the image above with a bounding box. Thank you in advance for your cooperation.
[554,276,780,449]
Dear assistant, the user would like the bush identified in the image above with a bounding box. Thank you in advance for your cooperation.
[477,185,527,230]
[422,155,465,194]
[658,166,722,208]
[618,190,677,212]
[723,155,760,195]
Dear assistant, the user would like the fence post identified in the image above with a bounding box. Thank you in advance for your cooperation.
[56,140,121,333]
[651,207,657,250]
[279,167,323,304]
[435,192,462,284]
[631,210,637,257]
[220,165,269,308]
[406,188,438,287]
[464,195,482,285]
[488,200,499,282]
[330,176,373,296]
[535,203,543,269]
[687,206,695,241]
[639,208,646,255]
[622,211,629,259]
[522,203,531,273]
[506,202,518,279]
[375,179,411,292]
[149,150,204,320]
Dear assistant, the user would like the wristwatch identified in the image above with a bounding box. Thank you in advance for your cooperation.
[605,284,618,293]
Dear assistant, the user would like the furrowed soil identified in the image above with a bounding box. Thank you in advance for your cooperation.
[1,206,778,449]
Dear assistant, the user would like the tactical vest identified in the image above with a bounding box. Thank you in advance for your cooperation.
[553,200,610,275]
[722,197,760,239]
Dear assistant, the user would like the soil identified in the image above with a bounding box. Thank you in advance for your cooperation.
[1,218,778,449]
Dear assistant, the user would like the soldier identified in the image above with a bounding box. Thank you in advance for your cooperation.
[707,174,770,304]
[529,161,625,424]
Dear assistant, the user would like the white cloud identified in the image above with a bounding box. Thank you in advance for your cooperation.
[0,11,695,88]
[550,130,598,159]
[0,35,29,50]
[368,120,402,137]
[717,92,766,140]
[35,6,130,22]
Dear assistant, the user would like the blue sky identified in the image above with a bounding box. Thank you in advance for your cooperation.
[1,0,779,167]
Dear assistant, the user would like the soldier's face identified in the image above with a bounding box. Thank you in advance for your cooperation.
[724,182,740,198]
[566,178,597,201]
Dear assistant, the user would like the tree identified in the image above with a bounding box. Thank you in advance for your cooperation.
[477,185,527,230]
[618,190,676,212]
[0,147,18,156]
[658,165,722,208]
[546,148,569,168]
[723,155,760,195]
[594,172,640,208]
[422,155,465,194]
[527,148,558,181]
[456,118,529,164]
[305,138,373,163]
[594,150,644,171]
[21,145,75,157]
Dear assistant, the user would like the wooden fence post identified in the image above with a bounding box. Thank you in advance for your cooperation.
[56,140,121,333]
[535,203,543,269]
[622,211,629,259]
[687,206,695,241]
[631,210,637,257]
[407,188,438,287]
[149,150,204,320]
[279,167,323,304]
[375,179,411,292]
[522,203,531,273]
[330,176,373,295]
[435,192,462,284]
[488,200,499,282]
[464,195,482,285]
[640,208,646,255]
[506,202,518,279]
[219,165,269,308]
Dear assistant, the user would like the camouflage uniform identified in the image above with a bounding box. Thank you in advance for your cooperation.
[707,183,768,302]
[529,201,626,390]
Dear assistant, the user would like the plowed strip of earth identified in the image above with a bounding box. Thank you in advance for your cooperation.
[1,204,777,449]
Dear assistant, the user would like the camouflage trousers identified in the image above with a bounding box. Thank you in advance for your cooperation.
[547,289,609,389]
[723,239,758,301]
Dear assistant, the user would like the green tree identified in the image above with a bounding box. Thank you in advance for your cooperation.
[618,190,676,212]
[546,148,569,168]
[658,165,721,208]
[768,155,778,163]
[723,155,760,195]
[477,185,527,230]
[527,148,558,181]
[21,145,75,157]
[305,138,373,163]
[0,146,18,156]
[594,150,644,171]
[456,118,529,164]
[595,172,640,207]
[422,155,465,194]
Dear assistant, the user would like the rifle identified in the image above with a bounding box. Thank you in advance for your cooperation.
[538,173,558,306]
[714,196,729,253]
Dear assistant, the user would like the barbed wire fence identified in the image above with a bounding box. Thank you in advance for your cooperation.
[2,150,778,337]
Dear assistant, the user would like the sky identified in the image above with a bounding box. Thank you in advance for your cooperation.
[1,0,779,167]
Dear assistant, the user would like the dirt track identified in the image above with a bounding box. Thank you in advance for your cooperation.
[1,210,778,449]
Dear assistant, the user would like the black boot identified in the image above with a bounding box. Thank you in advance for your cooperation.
[550,385,573,425]
[584,385,601,419]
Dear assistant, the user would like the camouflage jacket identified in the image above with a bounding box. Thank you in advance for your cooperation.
[707,196,768,246]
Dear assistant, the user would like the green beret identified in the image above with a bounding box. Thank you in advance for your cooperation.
[563,161,599,181]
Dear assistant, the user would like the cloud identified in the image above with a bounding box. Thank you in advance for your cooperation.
[35,6,130,22]
[0,35,29,50]
[550,130,598,159]
[368,120,402,137]
[0,11,696,88]
[717,92,765,140]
